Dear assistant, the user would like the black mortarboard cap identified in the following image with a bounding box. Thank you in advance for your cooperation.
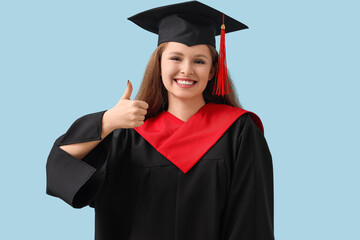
[127,1,248,47]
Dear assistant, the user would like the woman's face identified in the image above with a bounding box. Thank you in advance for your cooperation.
[161,42,214,105]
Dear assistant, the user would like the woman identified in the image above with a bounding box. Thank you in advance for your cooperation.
[46,1,274,239]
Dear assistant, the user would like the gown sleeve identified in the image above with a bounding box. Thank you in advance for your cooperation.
[221,114,274,240]
[46,111,113,209]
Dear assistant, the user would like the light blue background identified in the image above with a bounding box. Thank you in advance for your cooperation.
[1,0,359,239]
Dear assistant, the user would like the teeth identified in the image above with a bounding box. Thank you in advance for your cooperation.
[176,80,195,85]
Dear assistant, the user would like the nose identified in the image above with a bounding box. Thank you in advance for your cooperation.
[180,60,194,75]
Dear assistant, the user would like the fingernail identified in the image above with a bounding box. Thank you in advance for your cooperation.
[127,80,129,85]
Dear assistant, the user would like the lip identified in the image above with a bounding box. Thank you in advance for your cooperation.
[175,78,196,82]
[174,78,197,88]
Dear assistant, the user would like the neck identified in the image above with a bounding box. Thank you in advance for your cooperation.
[167,96,206,122]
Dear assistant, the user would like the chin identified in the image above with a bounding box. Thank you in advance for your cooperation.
[170,92,204,102]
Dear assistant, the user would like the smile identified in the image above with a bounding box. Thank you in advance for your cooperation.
[174,78,197,87]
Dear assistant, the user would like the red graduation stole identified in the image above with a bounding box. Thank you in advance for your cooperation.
[134,103,263,174]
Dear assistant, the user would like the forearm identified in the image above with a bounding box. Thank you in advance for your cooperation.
[60,110,114,160]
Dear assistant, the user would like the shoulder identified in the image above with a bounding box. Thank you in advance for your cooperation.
[228,112,260,135]
[111,127,137,140]
[209,103,264,134]
[108,127,138,146]
[235,113,263,134]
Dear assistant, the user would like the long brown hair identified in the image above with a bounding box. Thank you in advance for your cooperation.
[135,42,242,118]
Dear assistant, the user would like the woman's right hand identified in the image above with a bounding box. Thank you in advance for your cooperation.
[103,80,149,131]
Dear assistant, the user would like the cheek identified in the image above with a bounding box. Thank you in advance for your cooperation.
[160,60,165,76]
[160,64,171,88]
[161,63,177,78]
[201,67,213,81]
[209,66,215,80]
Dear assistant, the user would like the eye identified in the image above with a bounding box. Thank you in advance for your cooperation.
[194,59,205,64]
[170,57,181,61]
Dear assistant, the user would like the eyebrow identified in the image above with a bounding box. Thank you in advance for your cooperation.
[167,52,209,60]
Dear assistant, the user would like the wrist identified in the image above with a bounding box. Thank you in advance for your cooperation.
[101,110,115,138]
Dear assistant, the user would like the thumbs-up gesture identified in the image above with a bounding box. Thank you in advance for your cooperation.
[103,80,149,131]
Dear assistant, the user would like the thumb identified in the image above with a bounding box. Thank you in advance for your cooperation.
[121,80,133,100]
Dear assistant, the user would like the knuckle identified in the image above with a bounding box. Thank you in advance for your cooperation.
[129,107,139,114]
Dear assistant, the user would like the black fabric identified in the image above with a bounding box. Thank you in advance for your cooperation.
[46,111,274,240]
[46,111,109,208]
[128,1,248,47]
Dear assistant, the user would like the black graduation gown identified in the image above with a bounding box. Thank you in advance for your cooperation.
[46,108,274,240]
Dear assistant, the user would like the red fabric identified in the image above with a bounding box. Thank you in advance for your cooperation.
[134,103,263,174]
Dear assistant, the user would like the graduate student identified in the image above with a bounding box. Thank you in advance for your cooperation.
[46,1,274,239]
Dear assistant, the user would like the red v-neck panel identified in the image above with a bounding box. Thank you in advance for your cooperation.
[134,111,184,148]
[134,103,263,174]
[163,111,185,124]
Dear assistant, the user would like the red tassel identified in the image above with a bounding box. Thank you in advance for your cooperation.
[213,13,231,96]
